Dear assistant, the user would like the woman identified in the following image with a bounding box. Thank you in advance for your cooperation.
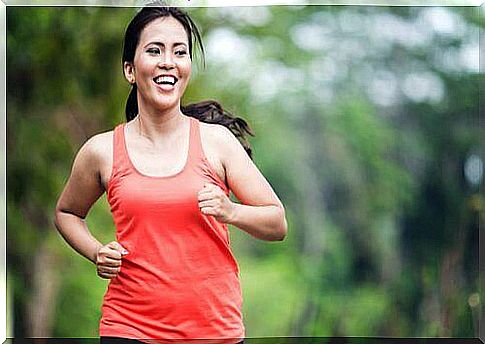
[54,5,287,343]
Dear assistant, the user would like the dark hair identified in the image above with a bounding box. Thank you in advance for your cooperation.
[122,5,254,158]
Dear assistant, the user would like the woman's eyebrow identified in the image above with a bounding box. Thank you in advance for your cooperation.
[144,41,188,48]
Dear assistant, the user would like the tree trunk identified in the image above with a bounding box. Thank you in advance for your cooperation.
[25,242,60,337]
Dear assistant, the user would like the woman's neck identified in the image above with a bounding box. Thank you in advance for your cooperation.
[132,105,188,145]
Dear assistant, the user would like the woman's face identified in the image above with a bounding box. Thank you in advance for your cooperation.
[125,16,192,114]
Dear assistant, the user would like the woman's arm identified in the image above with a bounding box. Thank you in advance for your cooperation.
[55,136,105,262]
[54,134,126,278]
[198,126,288,241]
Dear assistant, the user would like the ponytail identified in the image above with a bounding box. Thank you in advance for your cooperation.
[125,84,138,122]
[182,100,254,159]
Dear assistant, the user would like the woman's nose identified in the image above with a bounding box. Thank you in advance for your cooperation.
[159,54,175,69]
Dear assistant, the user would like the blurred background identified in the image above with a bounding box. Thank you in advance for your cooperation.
[6,4,483,338]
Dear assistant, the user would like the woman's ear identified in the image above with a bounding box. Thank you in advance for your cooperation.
[124,62,136,84]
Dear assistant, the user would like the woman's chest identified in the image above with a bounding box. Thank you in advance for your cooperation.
[107,172,204,218]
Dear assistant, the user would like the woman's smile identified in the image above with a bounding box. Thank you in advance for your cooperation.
[153,74,178,92]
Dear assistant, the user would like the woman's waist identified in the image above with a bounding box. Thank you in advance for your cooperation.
[103,269,243,316]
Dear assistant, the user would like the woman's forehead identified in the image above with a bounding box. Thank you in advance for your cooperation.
[139,16,189,46]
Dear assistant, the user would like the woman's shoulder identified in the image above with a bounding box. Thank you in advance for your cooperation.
[84,129,114,150]
[198,121,238,147]
[199,121,246,159]
[86,129,114,144]
[77,129,115,164]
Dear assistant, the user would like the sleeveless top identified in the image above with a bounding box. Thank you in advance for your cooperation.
[99,117,245,343]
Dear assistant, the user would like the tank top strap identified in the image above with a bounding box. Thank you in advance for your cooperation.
[187,116,205,162]
[111,123,131,176]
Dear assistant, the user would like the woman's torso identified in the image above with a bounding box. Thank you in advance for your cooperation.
[94,115,244,342]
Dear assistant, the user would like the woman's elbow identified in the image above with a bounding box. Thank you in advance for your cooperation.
[276,218,288,241]
[53,205,65,232]
[271,206,288,241]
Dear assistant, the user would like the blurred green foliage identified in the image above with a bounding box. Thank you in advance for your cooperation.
[6,5,482,338]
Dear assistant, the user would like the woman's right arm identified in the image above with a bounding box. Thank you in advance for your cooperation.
[54,136,105,263]
[54,135,126,278]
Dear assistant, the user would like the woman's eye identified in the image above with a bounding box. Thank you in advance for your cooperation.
[175,50,187,56]
[147,48,160,54]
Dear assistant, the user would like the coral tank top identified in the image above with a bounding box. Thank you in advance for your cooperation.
[99,116,244,343]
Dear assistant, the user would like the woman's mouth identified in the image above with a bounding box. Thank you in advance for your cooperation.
[153,75,178,85]
[153,75,178,92]
[153,74,178,91]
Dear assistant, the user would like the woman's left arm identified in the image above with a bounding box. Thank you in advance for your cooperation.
[198,126,288,241]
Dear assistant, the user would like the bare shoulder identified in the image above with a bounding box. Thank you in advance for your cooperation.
[199,121,240,152]
[75,130,114,189]
[79,130,114,163]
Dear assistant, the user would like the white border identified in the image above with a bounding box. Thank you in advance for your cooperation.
[1,1,482,342]
[3,0,484,6]
[1,0,6,343]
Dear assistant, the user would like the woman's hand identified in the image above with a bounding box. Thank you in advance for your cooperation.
[96,241,129,279]
[197,183,236,223]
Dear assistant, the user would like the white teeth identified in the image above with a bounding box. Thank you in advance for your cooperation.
[155,76,176,85]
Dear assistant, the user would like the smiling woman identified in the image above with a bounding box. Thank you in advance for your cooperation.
[53,4,287,344]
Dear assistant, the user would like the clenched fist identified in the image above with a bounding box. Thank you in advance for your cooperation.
[197,183,236,223]
[96,241,129,279]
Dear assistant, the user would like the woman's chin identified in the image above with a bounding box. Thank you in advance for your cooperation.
[150,97,181,112]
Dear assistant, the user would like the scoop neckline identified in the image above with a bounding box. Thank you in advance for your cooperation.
[121,117,193,179]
